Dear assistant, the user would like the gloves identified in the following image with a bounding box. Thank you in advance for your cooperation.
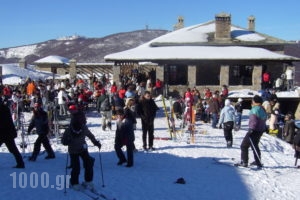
[248,129,254,135]
[95,141,101,150]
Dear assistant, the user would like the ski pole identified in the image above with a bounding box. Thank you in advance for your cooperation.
[249,137,263,165]
[64,153,69,195]
[295,157,298,167]
[249,137,269,177]
[98,149,105,187]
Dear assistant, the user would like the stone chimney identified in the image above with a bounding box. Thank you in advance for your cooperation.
[173,16,184,31]
[19,58,27,69]
[248,15,255,31]
[215,12,231,41]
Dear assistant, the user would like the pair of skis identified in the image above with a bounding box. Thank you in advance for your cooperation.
[78,188,116,200]
[161,96,176,140]
[70,182,116,200]
[186,102,196,144]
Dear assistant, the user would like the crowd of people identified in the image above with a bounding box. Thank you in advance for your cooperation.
[1,70,300,190]
[175,85,300,168]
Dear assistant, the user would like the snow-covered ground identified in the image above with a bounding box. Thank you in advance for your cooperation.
[1,96,299,200]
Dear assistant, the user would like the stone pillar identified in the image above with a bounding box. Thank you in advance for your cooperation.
[19,58,27,69]
[252,65,262,90]
[220,65,229,86]
[69,59,77,82]
[113,65,121,84]
[188,65,197,87]
[156,66,164,81]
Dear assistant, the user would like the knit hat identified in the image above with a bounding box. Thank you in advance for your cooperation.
[253,95,263,104]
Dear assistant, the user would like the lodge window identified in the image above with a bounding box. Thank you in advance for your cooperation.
[196,65,220,85]
[229,65,253,85]
[165,65,188,85]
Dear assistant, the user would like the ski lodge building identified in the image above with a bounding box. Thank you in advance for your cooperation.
[105,13,300,97]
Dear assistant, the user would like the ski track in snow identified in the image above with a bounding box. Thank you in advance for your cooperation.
[1,100,300,200]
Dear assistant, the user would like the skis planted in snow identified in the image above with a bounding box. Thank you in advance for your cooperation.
[161,96,172,139]
[169,97,177,140]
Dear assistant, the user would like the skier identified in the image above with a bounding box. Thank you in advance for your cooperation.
[217,99,235,148]
[114,109,135,167]
[27,103,55,161]
[61,115,101,190]
[236,95,267,168]
[0,96,25,168]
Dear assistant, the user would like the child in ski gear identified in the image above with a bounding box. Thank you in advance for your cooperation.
[28,103,55,161]
[136,91,159,150]
[114,109,135,167]
[238,95,267,168]
[0,96,25,168]
[61,116,101,189]
[268,109,279,136]
[96,89,112,130]
[234,98,243,130]
[217,99,235,148]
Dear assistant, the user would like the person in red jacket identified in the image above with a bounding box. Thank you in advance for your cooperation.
[111,82,118,95]
[154,79,163,97]
[262,71,271,90]
[118,86,126,99]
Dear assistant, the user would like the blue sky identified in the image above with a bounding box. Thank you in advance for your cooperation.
[0,0,299,48]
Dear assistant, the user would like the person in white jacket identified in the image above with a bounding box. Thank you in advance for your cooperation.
[285,67,294,91]
[217,99,236,148]
[57,88,68,116]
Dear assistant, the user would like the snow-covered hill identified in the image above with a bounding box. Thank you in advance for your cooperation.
[0,30,169,64]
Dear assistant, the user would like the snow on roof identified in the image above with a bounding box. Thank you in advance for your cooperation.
[150,21,266,44]
[105,45,299,61]
[34,55,69,64]
[105,20,298,62]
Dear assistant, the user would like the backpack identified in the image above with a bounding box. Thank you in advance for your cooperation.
[100,96,111,111]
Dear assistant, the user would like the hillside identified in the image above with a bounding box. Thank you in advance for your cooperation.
[0,29,169,64]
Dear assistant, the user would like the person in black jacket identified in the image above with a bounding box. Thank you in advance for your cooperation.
[61,116,101,190]
[124,98,137,151]
[114,109,134,167]
[136,91,159,150]
[0,97,25,168]
[28,103,55,161]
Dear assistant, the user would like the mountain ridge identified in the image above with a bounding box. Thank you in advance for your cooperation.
[0,29,169,64]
